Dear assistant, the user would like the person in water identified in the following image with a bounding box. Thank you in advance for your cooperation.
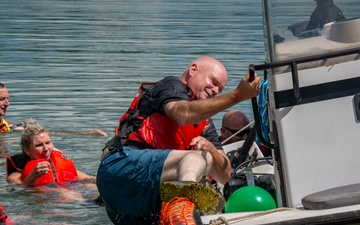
[0,82,107,136]
[6,123,96,187]
[97,56,261,224]
[0,83,11,133]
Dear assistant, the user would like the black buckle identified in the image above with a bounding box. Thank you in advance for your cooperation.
[103,135,123,152]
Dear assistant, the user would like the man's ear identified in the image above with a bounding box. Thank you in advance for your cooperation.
[189,64,199,77]
[220,127,226,136]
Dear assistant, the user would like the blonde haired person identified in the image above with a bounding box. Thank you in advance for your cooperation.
[6,123,95,186]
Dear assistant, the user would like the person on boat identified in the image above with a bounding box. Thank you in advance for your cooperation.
[0,82,107,136]
[97,56,261,225]
[220,109,271,157]
[220,110,251,145]
[6,123,96,187]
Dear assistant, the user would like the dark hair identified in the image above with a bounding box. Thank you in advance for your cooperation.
[0,83,5,89]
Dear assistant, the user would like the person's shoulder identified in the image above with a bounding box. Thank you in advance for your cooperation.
[157,76,182,85]
[161,76,180,82]
[53,148,62,152]
[8,153,28,161]
[159,76,185,88]
[6,153,30,173]
[52,148,65,154]
[52,149,72,159]
[145,76,188,104]
[150,76,185,94]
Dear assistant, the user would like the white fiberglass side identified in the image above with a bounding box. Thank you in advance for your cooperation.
[268,60,360,208]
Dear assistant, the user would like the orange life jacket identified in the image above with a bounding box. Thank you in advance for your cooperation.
[128,112,207,150]
[0,119,10,133]
[116,82,207,150]
[21,150,78,186]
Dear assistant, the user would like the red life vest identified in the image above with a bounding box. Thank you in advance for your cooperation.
[117,82,207,150]
[21,150,78,186]
[129,112,207,150]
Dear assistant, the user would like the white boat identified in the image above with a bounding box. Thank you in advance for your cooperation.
[202,0,360,224]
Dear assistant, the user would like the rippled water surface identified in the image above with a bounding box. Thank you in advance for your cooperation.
[0,0,267,224]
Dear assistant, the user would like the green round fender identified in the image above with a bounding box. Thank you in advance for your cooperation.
[225,186,276,213]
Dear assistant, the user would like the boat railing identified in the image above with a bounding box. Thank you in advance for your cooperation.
[249,46,360,149]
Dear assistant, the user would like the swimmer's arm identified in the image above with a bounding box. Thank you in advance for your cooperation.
[52,130,108,137]
[10,121,107,136]
[7,172,22,185]
[77,170,96,183]
[9,124,24,131]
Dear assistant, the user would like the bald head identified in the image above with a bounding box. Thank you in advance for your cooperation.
[222,110,249,129]
[180,56,227,100]
[188,56,227,75]
[221,110,250,144]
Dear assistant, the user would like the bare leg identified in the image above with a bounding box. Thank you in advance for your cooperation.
[160,150,213,183]
[159,150,225,214]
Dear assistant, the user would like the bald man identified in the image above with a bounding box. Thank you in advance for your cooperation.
[97,56,261,225]
[220,110,251,145]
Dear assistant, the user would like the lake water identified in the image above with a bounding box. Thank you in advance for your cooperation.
[0,0,266,224]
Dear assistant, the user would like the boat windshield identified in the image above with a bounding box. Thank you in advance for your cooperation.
[263,0,360,73]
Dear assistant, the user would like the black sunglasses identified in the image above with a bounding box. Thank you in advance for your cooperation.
[222,126,251,137]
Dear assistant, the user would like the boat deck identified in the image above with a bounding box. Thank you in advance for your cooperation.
[202,204,360,225]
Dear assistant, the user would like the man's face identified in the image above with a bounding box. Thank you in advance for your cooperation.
[187,65,227,100]
[221,126,251,144]
[0,88,10,117]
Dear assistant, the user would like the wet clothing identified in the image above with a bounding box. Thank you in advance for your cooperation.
[117,76,222,150]
[126,112,207,150]
[98,76,222,225]
[6,154,31,176]
[6,149,78,186]
[0,118,10,133]
[97,147,170,225]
